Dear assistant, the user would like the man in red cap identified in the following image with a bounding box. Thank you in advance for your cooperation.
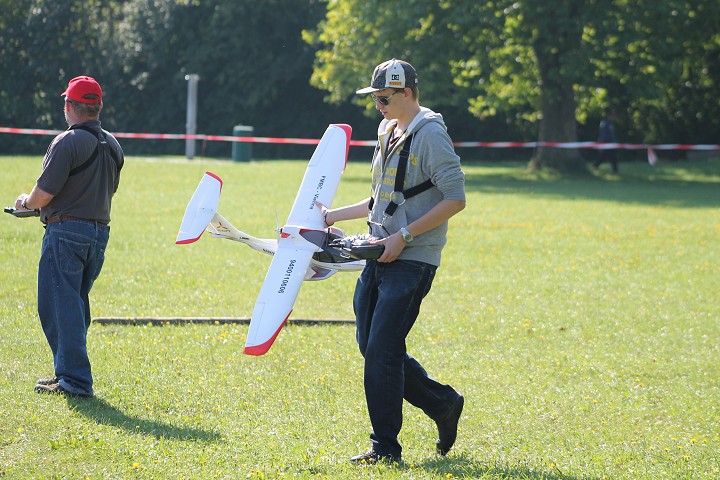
[15,75,124,397]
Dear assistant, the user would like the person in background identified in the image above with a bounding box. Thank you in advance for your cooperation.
[321,59,466,464]
[15,75,124,397]
[594,110,619,173]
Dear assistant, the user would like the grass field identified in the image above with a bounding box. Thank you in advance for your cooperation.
[0,153,718,479]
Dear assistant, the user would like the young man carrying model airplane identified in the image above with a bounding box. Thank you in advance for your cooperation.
[176,59,465,464]
[321,59,466,464]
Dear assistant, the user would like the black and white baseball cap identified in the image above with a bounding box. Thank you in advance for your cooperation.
[356,59,418,94]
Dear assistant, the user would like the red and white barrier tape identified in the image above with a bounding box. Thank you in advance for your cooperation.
[453,140,720,151]
[2,126,719,151]
[0,127,326,145]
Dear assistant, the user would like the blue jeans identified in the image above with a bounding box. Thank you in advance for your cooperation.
[38,220,109,396]
[354,259,460,458]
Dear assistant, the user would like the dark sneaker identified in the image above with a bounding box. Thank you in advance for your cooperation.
[34,382,92,397]
[435,394,464,455]
[350,450,400,464]
[36,376,59,386]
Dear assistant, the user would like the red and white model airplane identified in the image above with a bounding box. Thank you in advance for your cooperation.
[176,124,371,356]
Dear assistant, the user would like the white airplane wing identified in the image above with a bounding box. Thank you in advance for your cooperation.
[243,230,316,355]
[286,124,351,229]
[176,172,222,244]
[244,124,352,355]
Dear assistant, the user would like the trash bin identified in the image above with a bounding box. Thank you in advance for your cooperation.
[232,125,254,162]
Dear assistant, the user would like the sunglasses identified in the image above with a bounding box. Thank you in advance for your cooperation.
[370,90,401,106]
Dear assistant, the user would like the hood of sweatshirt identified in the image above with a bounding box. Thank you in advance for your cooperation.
[378,107,447,140]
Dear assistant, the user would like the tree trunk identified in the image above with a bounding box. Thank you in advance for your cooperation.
[527,2,586,174]
[529,79,584,173]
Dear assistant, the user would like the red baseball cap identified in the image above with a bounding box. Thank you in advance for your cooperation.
[61,76,102,104]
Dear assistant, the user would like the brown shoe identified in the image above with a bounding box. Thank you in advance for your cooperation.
[34,382,92,397]
[435,394,464,455]
[36,376,59,386]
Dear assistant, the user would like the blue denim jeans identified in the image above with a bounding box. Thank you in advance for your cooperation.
[354,259,460,458]
[38,220,109,396]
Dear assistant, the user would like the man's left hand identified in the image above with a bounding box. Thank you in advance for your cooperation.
[15,194,29,210]
[375,232,405,263]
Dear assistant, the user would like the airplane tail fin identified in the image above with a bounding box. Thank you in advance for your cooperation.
[177,172,278,256]
[207,213,277,254]
[207,212,249,241]
[176,172,223,244]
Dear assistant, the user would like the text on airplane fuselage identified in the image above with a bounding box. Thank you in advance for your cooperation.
[278,259,297,293]
[309,175,326,209]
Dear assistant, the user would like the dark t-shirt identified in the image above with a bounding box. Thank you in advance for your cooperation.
[37,120,124,224]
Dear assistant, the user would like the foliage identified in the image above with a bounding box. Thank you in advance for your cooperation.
[0,0,378,158]
[1,1,719,167]
[0,0,126,151]
[306,0,720,171]
[1,155,719,478]
[615,1,720,145]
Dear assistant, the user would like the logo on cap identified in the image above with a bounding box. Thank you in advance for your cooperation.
[356,59,418,95]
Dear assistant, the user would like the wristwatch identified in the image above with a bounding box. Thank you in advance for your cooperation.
[21,198,29,210]
[400,227,413,243]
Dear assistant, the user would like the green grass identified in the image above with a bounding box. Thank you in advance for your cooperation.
[1,154,718,479]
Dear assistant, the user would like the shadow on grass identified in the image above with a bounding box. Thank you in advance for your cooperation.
[66,396,222,442]
[342,159,719,208]
[409,453,603,479]
[463,163,720,209]
[307,454,603,479]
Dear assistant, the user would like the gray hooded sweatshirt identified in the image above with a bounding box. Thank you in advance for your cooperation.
[368,107,465,266]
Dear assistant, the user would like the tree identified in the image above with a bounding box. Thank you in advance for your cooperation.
[0,0,376,158]
[3,0,717,160]
[593,0,720,146]
[487,0,588,171]
[305,0,596,171]
[95,0,378,157]
[306,0,720,172]
[0,0,126,152]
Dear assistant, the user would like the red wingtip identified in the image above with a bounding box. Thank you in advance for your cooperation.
[242,311,291,356]
[205,171,223,191]
[330,124,352,167]
[175,236,201,245]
